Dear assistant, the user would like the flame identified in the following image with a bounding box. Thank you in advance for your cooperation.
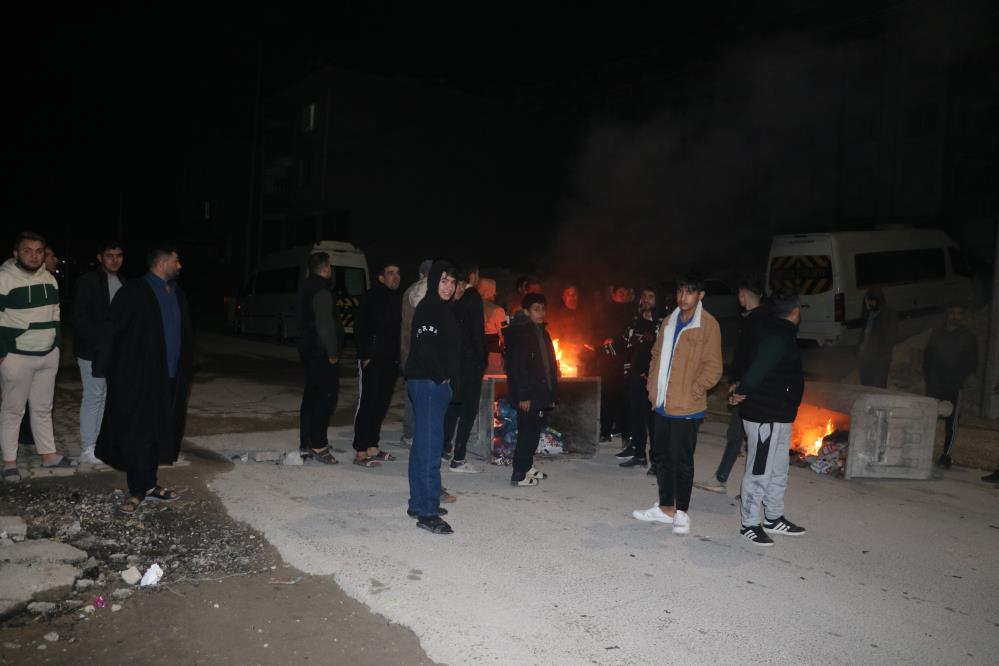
[792,404,846,457]
[552,338,578,378]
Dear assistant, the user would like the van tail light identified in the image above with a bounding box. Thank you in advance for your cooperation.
[834,293,845,322]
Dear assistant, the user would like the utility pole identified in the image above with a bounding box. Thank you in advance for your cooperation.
[982,218,999,419]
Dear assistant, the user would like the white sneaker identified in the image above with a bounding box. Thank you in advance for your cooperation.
[672,510,690,535]
[632,504,674,524]
[76,448,102,465]
[399,436,413,449]
[526,467,548,480]
[448,460,480,474]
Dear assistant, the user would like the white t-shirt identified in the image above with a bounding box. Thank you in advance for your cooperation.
[108,273,123,301]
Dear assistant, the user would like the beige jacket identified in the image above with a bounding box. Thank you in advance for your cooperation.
[646,302,723,416]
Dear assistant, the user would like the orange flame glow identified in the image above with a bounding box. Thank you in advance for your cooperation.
[552,339,579,378]
[791,404,846,457]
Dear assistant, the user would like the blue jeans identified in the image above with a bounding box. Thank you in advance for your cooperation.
[408,379,451,517]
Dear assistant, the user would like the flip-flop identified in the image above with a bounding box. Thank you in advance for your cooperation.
[511,476,539,487]
[41,456,77,469]
[304,447,339,465]
[369,450,396,461]
[145,486,180,503]
[353,457,381,468]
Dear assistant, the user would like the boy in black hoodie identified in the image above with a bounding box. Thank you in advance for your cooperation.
[505,293,559,486]
[405,260,460,534]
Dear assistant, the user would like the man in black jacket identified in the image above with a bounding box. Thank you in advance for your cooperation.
[730,290,807,547]
[696,276,768,493]
[858,287,898,388]
[618,287,661,470]
[443,265,487,472]
[924,303,979,469]
[505,293,559,487]
[73,241,123,464]
[295,252,344,464]
[352,262,402,466]
[405,260,460,534]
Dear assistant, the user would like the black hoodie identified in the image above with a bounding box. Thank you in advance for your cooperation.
[355,281,402,363]
[404,260,461,388]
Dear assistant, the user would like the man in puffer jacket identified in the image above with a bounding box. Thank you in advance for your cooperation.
[0,232,72,482]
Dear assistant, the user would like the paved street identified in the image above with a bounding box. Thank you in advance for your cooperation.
[187,335,999,666]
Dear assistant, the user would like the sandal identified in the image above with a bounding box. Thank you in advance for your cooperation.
[119,496,143,515]
[440,487,457,503]
[304,447,339,465]
[416,516,454,535]
[145,486,180,503]
[369,450,396,461]
[353,456,381,468]
[2,467,21,484]
[41,456,77,469]
[527,468,548,480]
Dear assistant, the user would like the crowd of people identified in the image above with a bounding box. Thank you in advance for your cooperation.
[0,232,190,517]
[1,230,994,543]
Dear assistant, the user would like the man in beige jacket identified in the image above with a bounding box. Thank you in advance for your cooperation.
[632,274,722,535]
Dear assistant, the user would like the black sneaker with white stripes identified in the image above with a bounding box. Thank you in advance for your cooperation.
[762,515,807,536]
[740,525,774,547]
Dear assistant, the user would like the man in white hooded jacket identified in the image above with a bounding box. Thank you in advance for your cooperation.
[0,232,72,482]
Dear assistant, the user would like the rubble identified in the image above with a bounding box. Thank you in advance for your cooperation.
[121,567,142,586]
[27,602,57,614]
[282,451,304,466]
[253,451,282,462]
[0,471,273,626]
[43,631,59,642]
[0,515,27,541]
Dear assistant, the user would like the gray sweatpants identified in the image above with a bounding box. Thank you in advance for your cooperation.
[740,420,791,527]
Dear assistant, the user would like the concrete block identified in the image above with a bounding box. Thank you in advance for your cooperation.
[0,516,27,542]
[1,540,88,565]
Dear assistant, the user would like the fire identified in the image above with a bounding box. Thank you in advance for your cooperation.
[552,339,578,378]
[792,404,845,457]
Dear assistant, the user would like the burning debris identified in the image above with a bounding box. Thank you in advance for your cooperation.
[491,401,569,464]
[791,404,850,475]
[551,339,580,378]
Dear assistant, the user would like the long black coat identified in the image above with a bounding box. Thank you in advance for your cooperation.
[95,278,194,471]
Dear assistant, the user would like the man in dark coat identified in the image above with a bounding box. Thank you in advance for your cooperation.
[923,303,979,468]
[96,246,193,515]
[352,262,402,465]
[296,252,345,464]
[505,293,559,487]
[443,264,488,472]
[858,287,898,388]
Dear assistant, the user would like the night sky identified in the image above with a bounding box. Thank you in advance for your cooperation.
[3,2,997,293]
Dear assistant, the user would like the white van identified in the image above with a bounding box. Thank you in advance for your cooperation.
[237,241,369,339]
[766,229,974,346]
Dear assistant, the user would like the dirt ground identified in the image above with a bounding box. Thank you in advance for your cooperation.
[0,450,439,666]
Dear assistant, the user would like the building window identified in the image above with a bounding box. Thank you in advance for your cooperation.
[301,102,317,132]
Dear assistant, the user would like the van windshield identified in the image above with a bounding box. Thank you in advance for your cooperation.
[769,256,833,295]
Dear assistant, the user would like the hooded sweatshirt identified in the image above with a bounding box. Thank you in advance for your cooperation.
[404,261,461,388]
[0,258,61,358]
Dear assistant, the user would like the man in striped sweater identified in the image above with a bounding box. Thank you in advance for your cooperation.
[0,231,72,482]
